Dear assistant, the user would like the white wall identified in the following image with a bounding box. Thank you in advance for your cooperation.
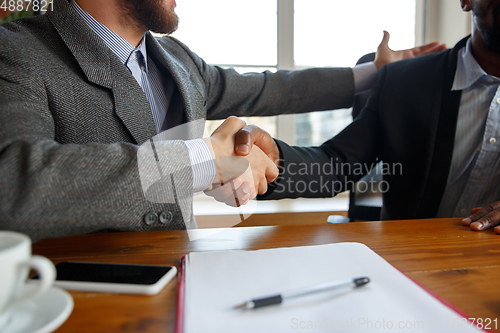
[424,0,472,47]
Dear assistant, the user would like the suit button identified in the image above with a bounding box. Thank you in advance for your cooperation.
[159,211,173,224]
[144,212,158,225]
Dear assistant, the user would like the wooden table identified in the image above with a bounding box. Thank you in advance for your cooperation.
[32,217,500,333]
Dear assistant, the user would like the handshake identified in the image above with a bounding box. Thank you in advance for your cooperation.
[204,116,280,207]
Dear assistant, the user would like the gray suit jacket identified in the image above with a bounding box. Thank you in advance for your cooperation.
[0,0,355,241]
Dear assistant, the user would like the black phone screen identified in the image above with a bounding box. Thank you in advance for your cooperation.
[35,261,174,285]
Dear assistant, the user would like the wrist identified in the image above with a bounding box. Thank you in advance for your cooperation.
[203,138,222,184]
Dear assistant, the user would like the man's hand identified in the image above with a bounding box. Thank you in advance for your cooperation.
[233,125,280,167]
[374,31,447,69]
[204,117,279,206]
[462,203,500,234]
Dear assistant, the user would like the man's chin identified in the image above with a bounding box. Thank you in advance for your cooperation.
[122,0,179,35]
[149,20,178,35]
[483,29,500,54]
[149,9,178,35]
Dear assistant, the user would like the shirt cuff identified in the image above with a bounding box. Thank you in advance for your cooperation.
[185,139,217,192]
[352,61,378,95]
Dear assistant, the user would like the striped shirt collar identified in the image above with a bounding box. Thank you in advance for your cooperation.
[70,0,147,67]
[452,39,495,91]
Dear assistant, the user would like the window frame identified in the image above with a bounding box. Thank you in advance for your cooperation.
[201,0,425,145]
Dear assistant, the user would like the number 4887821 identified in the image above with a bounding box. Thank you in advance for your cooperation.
[0,0,53,13]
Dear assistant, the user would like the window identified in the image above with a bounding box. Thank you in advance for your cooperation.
[172,0,419,144]
[172,0,278,137]
[293,0,417,145]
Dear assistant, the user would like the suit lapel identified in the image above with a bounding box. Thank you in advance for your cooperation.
[416,37,469,218]
[47,0,113,89]
[47,0,157,144]
[146,34,205,139]
[109,57,158,144]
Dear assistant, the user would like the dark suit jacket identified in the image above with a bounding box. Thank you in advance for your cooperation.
[0,0,357,241]
[263,37,468,221]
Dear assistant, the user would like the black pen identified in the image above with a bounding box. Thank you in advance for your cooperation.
[233,277,370,310]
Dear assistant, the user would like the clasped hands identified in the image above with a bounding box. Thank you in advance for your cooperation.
[203,117,279,207]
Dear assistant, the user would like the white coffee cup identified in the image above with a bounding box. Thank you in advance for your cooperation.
[0,231,56,327]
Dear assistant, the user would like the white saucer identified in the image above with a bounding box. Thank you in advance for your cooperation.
[0,284,74,333]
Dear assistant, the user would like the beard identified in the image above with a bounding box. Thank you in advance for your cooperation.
[120,0,179,35]
[473,0,500,54]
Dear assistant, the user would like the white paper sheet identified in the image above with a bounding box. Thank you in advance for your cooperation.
[184,243,483,333]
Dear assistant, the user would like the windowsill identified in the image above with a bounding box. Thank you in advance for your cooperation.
[193,191,349,216]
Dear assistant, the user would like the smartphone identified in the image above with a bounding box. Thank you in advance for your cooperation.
[31,261,177,295]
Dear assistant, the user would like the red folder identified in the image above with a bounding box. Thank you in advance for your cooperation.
[175,256,186,333]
